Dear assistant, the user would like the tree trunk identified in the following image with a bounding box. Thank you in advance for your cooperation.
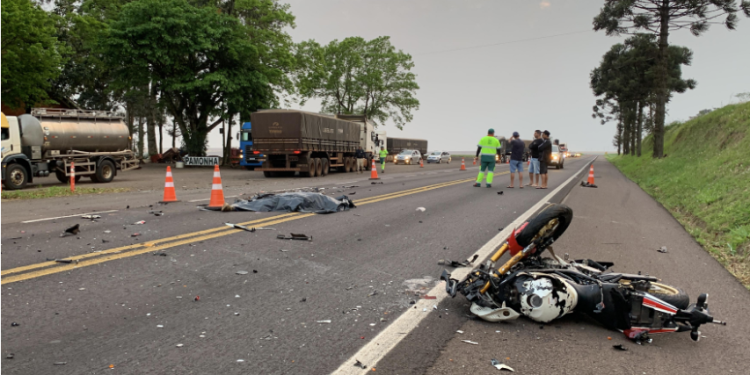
[636,101,644,157]
[172,119,177,150]
[653,2,670,159]
[147,83,158,157]
[622,104,631,155]
[617,112,623,155]
[630,103,636,156]
[126,102,134,151]
[158,116,164,154]
[137,117,145,159]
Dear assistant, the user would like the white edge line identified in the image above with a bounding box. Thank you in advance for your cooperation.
[21,210,120,224]
[331,157,595,375]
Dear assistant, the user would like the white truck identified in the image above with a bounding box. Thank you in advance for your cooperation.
[1,108,139,190]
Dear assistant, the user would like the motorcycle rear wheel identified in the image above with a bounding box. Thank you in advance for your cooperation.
[643,282,690,310]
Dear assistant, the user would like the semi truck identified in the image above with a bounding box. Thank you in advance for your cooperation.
[1,108,138,190]
[238,122,264,170]
[251,110,383,178]
[386,137,428,162]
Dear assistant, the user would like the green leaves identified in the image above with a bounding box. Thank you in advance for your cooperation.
[1,0,63,110]
[294,36,420,129]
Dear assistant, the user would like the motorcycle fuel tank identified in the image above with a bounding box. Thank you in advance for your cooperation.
[517,274,578,323]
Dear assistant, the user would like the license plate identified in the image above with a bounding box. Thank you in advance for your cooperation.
[246,158,256,161]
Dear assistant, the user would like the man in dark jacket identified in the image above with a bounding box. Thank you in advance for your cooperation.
[527,130,543,187]
[537,130,552,189]
[355,147,366,173]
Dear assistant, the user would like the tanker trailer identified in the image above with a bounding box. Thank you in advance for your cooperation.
[1,108,139,190]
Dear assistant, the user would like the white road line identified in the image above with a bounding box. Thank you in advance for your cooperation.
[21,210,120,224]
[331,157,595,375]
[188,195,238,203]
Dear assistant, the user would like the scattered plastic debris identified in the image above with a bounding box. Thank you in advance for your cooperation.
[81,215,101,219]
[176,343,184,348]
[6,353,14,359]
[131,233,141,237]
[369,290,379,297]
[658,246,668,253]
[156,325,164,328]
[456,330,464,334]
[225,223,255,232]
[416,207,426,212]
[237,359,245,363]
[277,233,312,241]
[497,191,504,195]
[491,359,514,372]
[195,296,200,301]
[46,258,76,264]
[61,224,80,237]
[149,210,164,216]
[462,340,479,345]
[10,322,19,327]
[236,271,249,275]
[371,182,383,185]
[423,295,437,300]
[317,320,332,324]
[153,252,168,257]
[438,254,478,267]
[133,220,146,225]
[613,344,628,351]
[354,360,367,369]
[53,362,67,366]
[104,230,111,234]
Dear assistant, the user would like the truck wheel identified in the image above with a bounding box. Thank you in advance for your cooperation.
[4,164,29,190]
[310,158,320,177]
[94,160,116,183]
[56,169,82,184]
[321,159,329,176]
[344,158,352,173]
[263,171,275,178]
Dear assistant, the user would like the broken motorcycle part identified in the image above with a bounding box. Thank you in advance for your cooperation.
[277,233,312,241]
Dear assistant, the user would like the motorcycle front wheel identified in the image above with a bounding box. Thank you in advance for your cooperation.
[515,204,573,248]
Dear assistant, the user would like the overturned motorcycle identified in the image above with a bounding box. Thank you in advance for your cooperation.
[441,204,725,344]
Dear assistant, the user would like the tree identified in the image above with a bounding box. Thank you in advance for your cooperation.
[591,34,695,156]
[594,0,750,158]
[1,0,63,110]
[102,0,279,156]
[295,36,420,129]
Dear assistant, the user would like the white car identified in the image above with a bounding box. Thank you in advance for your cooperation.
[395,150,422,165]
[427,151,451,164]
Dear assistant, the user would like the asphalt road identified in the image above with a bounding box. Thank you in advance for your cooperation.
[7,156,744,375]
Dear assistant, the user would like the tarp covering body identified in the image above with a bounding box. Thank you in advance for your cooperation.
[230,192,355,214]
[251,110,360,153]
[387,137,428,156]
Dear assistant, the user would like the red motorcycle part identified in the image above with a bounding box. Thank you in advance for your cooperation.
[508,222,530,256]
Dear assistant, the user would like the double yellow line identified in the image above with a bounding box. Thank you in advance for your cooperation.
[2,175,494,285]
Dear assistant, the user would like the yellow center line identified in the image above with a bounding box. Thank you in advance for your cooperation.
[1,174,498,285]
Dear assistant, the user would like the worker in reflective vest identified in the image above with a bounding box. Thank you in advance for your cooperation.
[379,147,388,173]
[474,128,502,188]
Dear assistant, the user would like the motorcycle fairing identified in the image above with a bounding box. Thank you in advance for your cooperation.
[514,273,577,323]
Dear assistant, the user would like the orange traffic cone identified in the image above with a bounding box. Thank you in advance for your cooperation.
[587,164,595,185]
[460,158,467,171]
[160,166,179,203]
[420,158,424,168]
[369,159,380,180]
[473,158,477,165]
[70,161,75,192]
[207,165,226,208]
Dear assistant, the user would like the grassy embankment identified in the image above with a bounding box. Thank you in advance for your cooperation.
[607,102,750,288]
[1,186,131,200]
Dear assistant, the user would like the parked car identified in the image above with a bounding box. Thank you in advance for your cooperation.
[427,151,451,164]
[549,145,564,169]
[395,150,422,165]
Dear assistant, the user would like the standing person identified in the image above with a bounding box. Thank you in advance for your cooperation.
[537,130,552,189]
[379,146,388,174]
[508,132,525,188]
[355,146,366,173]
[473,128,502,188]
[528,130,543,187]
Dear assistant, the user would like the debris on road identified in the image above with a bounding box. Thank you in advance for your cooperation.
[354,360,367,369]
[53,362,67,366]
[438,254,478,268]
[81,215,101,220]
[423,295,437,300]
[236,271,249,275]
[195,296,200,301]
[462,340,479,345]
[456,330,464,334]
[149,210,164,216]
[6,353,14,359]
[10,322,19,327]
[225,223,256,232]
[104,230,111,234]
[491,359,514,372]
[416,207,426,212]
[153,252,168,257]
[316,320,332,324]
[176,343,184,348]
[613,344,628,351]
[581,181,598,188]
[658,246,668,253]
[131,233,141,237]
[218,192,356,214]
[46,258,76,264]
[497,191,504,195]
[371,182,383,185]
[61,224,80,237]
[133,220,146,225]
[277,233,312,241]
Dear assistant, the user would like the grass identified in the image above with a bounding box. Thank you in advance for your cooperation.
[607,102,750,288]
[1,186,132,200]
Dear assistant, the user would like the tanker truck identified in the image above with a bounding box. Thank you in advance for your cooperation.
[1,108,139,190]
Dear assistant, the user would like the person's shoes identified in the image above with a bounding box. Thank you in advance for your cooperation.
[473,183,481,187]
[486,184,492,188]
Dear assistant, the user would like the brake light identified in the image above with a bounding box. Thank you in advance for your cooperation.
[253,151,260,155]
[293,150,301,154]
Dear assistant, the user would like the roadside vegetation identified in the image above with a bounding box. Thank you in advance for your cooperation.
[608,102,750,288]
[1,186,131,200]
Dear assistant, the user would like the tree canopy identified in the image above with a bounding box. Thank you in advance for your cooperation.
[295,36,420,129]
[593,0,750,158]
[1,0,64,110]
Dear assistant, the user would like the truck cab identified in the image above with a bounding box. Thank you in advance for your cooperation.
[239,122,264,170]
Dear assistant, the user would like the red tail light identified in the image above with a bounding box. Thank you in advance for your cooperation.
[253,151,260,155]
[293,150,301,154]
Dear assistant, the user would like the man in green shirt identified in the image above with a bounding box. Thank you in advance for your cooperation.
[474,128,502,188]
[379,147,388,173]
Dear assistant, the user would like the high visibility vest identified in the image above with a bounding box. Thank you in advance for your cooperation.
[379,149,388,158]
[478,136,501,156]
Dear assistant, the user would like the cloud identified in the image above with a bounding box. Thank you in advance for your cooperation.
[539,1,551,9]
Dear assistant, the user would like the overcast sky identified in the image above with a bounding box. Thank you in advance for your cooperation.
[207,0,750,152]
